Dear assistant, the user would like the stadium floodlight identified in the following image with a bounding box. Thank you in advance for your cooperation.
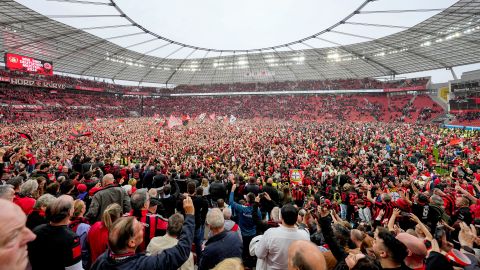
[327,53,340,60]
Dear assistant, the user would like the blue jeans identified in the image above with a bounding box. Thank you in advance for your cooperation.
[194,225,205,260]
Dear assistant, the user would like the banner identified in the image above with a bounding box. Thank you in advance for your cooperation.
[10,78,66,89]
[383,85,426,92]
[75,85,104,92]
[11,105,43,110]
[124,91,150,96]
[439,87,449,102]
[289,169,304,184]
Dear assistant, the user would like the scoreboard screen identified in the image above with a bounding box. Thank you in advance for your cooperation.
[4,53,53,76]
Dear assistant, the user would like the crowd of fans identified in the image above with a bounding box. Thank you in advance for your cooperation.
[0,69,163,94]
[0,117,479,270]
[173,77,429,93]
[0,68,429,94]
[0,84,443,124]
[451,112,480,127]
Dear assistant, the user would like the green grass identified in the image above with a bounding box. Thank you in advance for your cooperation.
[433,147,439,163]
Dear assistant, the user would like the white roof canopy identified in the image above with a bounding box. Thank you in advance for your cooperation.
[1,0,480,84]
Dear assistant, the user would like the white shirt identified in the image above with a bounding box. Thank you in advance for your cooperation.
[255,225,310,270]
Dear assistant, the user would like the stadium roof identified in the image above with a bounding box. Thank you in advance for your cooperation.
[1,0,480,85]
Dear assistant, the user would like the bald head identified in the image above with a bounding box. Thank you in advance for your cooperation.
[396,233,427,258]
[288,240,326,270]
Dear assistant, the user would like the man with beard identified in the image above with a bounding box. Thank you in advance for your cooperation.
[372,227,409,270]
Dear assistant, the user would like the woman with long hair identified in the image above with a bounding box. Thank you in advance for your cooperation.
[86,203,123,265]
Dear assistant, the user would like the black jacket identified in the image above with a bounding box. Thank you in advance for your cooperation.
[262,183,279,204]
[209,181,227,201]
[198,230,243,270]
[244,184,260,196]
[192,195,209,229]
[26,210,47,230]
[28,224,82,270]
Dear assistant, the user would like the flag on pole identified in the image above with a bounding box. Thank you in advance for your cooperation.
[229,115,237,124]
[167,115,182,129]
[18,132,33,141]
[209,113,216,121]
[197,113,206,123]
[181,115,191,126]
[68,131,92,140]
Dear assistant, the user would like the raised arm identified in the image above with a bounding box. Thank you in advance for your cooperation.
[317,205,348,262]
[388,208,401,233]
[455,185,477,203]
[366,189,375,204]
[151,196,195,269]
[410,213,433,241]
[229,184,242,212]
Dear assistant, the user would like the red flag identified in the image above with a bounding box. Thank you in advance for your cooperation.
[449,138,462,146]
[209,113,216,121]
[18,132,33,141]
[69,131,92,140]
[181,114,191,126]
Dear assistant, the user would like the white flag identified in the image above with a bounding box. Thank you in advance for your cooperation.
[229,115,237,124]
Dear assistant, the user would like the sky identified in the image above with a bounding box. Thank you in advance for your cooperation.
[13,0,480,84]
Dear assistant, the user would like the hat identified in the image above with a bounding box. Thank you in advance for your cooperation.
[77,184,87,193]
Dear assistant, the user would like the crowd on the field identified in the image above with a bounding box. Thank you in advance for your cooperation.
[0,117,479,270]
[0,84,444,125]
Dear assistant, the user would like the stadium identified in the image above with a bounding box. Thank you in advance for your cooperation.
[0,0,479,270]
